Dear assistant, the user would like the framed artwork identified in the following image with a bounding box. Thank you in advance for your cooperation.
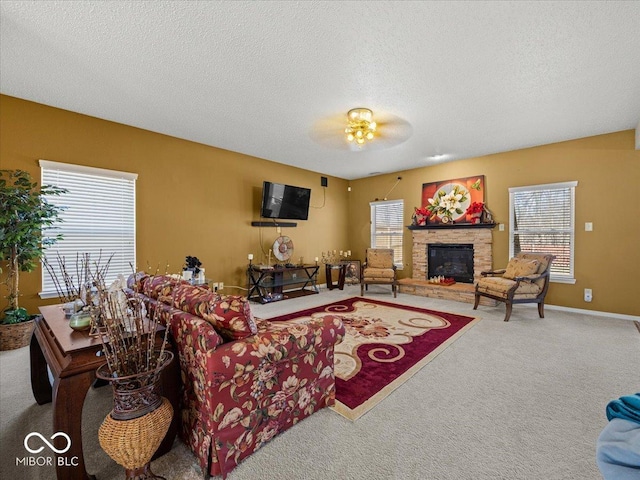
[421,175,485,224]
[344,260,361,285]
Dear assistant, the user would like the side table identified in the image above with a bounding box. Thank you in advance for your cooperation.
[325,263,347,290]
[30,305,179,480]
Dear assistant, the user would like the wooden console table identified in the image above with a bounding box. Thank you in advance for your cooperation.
[30,305,179,480]
[247,264,319,303]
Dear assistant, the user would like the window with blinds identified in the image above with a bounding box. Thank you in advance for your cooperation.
[40,160,137,298]
[509,181,577,283]
[370,200,404,268]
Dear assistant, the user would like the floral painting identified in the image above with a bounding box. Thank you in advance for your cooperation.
[421,175,485,224]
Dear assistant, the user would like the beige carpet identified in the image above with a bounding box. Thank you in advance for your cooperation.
[1,286,639,479]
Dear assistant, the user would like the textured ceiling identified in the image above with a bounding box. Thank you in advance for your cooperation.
[1,1,639,180]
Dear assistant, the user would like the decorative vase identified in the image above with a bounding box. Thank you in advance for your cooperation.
[96,351,174,480]
[470,212,482,224]
[412,213,427,226]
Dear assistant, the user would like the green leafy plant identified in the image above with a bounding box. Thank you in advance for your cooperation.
[0,170,66,323]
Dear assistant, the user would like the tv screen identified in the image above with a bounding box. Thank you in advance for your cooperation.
[261,181,311,220]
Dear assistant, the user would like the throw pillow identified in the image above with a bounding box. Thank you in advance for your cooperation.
[127,271,150,291]
[143,275,188,299]
[201,295,258,341]
[503,258,540,279]
[172,283,219,317]
[368,249,394,269]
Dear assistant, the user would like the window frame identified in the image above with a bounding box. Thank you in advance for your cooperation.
[369,199,404,269]
[39,160,138,298]
[509,181,577,284]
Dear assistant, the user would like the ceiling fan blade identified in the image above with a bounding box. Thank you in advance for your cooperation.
[309,111,412,151]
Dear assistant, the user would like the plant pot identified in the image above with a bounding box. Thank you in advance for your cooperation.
[0,317,37,351]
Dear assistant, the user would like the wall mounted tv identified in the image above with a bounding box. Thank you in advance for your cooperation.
[260,181,311,220]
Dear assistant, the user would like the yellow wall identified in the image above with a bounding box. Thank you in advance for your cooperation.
[348,131,640,316]
[0,95,349,313]
[2,94,639,317]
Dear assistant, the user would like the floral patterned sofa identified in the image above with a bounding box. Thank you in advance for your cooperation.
[127,273,345,478]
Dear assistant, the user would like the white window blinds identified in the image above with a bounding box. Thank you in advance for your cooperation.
[370,200,404,268]
[40,160,137,297]
[509,181,577,283]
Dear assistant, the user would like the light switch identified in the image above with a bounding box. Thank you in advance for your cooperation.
[498,224,505,231]
[585,222,593,232]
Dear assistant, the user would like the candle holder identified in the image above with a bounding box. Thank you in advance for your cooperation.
[321,250,351,264]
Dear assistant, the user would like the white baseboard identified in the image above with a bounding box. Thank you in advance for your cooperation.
[545,304,640,322]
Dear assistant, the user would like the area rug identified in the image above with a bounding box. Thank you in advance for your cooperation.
[270,297,480,420]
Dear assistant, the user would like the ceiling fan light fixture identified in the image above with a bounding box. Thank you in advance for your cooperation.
[346,108,376,145]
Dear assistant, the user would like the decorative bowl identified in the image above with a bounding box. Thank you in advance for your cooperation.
[69,312,92,332]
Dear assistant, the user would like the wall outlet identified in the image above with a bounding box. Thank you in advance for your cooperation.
[584,288,592,302]
[499,223,505,231]
[212,282,219,291]
[585,222,593,231]
[218,282,224,291]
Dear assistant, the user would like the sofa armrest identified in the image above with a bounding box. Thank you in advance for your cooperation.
[183,315,344,417]
[212,315,345,374]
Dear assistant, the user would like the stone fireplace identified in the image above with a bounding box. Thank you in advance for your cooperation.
[398,225,496,305]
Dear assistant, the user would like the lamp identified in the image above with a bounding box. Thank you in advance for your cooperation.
[345,108,377,145]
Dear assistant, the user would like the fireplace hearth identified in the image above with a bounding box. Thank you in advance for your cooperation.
[427,244,474,283]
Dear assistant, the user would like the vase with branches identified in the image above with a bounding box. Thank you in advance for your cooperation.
[42,250,114,315]
[92,270,174,479]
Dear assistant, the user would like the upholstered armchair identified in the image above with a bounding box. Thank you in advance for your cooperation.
[473,252,555,322]
[361,248,398,297]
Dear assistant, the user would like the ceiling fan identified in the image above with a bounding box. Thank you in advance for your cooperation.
[309,108,413,152]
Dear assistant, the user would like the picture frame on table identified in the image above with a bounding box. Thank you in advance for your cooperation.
[344,260,361,285]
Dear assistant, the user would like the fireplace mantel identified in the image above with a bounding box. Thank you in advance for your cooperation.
[407,223,496,230]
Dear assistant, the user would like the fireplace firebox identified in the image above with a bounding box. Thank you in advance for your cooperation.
[427,244,474,283]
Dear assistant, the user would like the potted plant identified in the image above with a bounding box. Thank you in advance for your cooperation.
[0,169,66,350]
[182,255,202,282]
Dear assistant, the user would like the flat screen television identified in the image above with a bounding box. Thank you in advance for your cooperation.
[260,181,311,220]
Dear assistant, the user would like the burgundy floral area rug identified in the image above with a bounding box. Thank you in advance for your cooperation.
[270,297,480,420]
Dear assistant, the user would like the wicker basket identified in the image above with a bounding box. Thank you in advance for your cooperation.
[0,317,36,351]
[99,398,173,474]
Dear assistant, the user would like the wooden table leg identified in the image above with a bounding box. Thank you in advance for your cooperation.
[52,372,97,480]
[153,350,180,458]
[30,330,52,405]
[326,265,336,290]
[337,265,346,290]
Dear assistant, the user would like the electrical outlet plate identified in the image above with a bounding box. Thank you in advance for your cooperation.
[499,224,505,231]
[585,222,593,231]
[584,288,592,302]
[218,282,224,291]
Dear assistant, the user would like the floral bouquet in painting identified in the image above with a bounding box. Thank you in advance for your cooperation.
[426,185,469,223]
